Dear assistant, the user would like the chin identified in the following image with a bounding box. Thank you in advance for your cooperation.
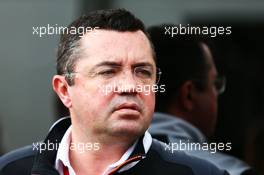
[110,123,146,138]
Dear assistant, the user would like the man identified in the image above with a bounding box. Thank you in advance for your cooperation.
[0,9,229,175]
[148,25,255,175]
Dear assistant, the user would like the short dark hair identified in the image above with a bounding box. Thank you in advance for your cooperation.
[57,8,154,85]
[148,24,212,111]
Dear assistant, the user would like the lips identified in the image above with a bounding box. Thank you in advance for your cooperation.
[114,103,141,112]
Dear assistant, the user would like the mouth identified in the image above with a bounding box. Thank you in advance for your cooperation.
[115,103,140,112]
[115,103,140,111]
[113,103,141,117]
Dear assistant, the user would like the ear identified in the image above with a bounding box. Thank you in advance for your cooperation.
[52,75,72,108]
[178,81,195,111]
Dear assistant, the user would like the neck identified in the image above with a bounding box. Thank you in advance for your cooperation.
[69,126,135,175]
[167,105,194,125]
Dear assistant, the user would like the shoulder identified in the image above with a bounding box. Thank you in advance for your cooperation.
[149,139,230,175]
[0,145,36,175]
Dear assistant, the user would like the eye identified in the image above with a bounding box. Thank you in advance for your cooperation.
[97,69,117,78]
[134,67,153,78]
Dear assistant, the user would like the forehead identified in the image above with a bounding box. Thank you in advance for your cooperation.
[76,29,155,70]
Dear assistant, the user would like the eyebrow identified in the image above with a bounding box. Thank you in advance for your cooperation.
[91,61,154,71]
[132,62,154,69]
[93,61,122,68]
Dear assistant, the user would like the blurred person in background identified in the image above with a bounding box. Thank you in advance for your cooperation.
[148,25,257,175]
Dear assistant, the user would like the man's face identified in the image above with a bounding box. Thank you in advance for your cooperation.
[192,43,218,137]
[67,30,156,142]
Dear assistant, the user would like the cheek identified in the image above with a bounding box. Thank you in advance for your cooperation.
[209,89,218,112]
[70,85,114,126]
[204,93,217,111]
[83,84,114,109]
[202,92,218,126]
[141,92,156,113]
[70,80,108,111]
[195,90,217,115]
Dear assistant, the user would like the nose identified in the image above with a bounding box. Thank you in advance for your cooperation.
[115,70,137,95]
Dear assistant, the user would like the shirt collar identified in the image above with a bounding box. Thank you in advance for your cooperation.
[55,125,72,174]
[55,125,152,175]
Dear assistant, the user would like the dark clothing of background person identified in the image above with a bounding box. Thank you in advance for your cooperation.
[150,112,257,175]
